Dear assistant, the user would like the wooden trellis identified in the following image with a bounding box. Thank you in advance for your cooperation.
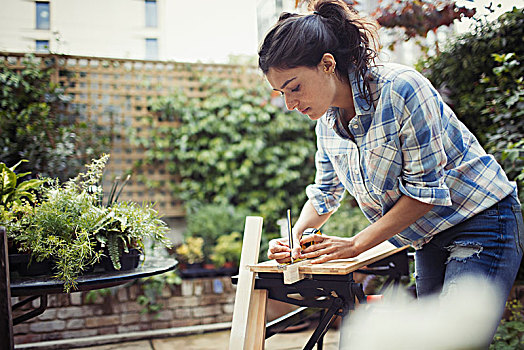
[1,52,264,217]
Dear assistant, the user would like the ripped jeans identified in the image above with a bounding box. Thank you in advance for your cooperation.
[415,193,523,307]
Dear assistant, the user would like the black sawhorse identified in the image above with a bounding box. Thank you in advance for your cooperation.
[232,249,409,350]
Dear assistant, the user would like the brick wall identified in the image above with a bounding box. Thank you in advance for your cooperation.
[12,276,236,345]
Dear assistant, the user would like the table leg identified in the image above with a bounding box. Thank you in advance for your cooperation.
[245,289,268,350]
[0,227,14,350]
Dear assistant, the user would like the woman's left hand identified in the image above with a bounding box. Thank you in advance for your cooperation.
[299,234,361,264]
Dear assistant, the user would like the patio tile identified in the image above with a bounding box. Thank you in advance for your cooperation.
[150,328,339,350]
[79,340,153,350]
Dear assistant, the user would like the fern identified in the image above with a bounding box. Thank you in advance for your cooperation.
[107,234,121,270]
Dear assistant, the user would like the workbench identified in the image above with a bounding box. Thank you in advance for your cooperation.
[228,216,409,350]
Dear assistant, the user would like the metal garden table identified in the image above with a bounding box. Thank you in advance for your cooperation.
[0,227,177,350]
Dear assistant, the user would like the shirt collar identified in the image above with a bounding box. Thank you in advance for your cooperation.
[321,68,377,133]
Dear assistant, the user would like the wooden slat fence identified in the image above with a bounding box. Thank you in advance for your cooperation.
[1,52,263,217]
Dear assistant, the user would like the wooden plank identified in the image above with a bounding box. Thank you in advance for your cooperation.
[250,241,408,275]
[229,216,264,350]
[244,289,268,350]
[0,227,14,350]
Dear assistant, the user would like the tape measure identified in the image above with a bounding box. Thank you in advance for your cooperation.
[301,228,322,249]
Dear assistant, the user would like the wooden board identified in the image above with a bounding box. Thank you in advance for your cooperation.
[229,216,264,350]
[250,241,408,275]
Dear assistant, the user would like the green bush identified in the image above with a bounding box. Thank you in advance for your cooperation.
[0,54,108,181]
[482,53,524,186]
[132,78,317,235]
[418,8,523,146]
[490,299,524,349]
[183,204,249,263]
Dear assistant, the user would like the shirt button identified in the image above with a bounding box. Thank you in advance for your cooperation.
[352,124,359,129]
[354,168,359,174]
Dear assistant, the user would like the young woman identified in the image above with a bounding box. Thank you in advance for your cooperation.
[261,0,523,342]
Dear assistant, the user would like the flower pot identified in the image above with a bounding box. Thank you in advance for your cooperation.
[223,261,235,269]
[100,248,141,272]
[9,253,53,276]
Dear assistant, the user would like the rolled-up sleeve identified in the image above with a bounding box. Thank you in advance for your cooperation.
[393,71,452,206]
[306,124,345,215]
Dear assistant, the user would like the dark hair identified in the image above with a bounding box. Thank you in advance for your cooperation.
[258,0,379,107]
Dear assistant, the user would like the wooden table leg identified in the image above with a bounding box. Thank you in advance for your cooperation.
[0,227,14,350]
[229,216,264,350]
[245,289,268,350]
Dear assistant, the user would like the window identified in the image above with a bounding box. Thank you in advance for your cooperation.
[145,0,157,28]
[35,40,49,53]
[36,2,50,30]
[145,38,158,60]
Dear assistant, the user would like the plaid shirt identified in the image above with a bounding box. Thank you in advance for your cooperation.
[306,63,517,249]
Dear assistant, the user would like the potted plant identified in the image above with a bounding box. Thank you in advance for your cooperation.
[3,155,172,292]
[210,231,242,269]
[175,236,204,269]
[183,204,248,266]
[0,160,44,255]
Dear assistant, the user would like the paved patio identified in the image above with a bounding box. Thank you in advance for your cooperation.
[79,327,340,350]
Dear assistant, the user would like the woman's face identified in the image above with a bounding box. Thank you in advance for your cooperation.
[266,63,338,120]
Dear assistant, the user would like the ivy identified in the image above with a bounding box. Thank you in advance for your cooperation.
[132,78,317,234]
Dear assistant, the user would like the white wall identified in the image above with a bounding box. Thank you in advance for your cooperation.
[0,0,259,63]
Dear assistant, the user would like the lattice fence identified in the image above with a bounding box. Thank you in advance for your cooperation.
[1,52,264,217]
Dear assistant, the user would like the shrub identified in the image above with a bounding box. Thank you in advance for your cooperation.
[0,54,109,182]
[418,8,523,146]
[183,204,249,263]
[132,78,317,235]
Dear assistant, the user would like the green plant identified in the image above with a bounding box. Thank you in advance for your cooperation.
[6,154,172,292]
[418,8,523,146]
[0,54,109,182]
[482,53,524,184]
[136,270,182,314]
[490,299,524,349]
[183,204,249,263]
[502,140,524,200]
[175,236,204,265]
[131,78,317,236]
[210,231,243,268]
[0,160,43,210]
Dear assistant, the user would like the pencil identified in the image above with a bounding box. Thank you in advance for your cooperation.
[287,209,294,264]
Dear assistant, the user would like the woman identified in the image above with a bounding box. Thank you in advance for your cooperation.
[261,0,523,342]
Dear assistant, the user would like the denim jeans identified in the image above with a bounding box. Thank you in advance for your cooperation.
[415,193,524,341]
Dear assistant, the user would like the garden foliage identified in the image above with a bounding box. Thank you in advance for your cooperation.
[2,155,171,292]
[0,54,108,181]
[132,79,318,235]
[418,8,523,148]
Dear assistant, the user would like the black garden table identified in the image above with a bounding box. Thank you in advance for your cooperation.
[0,227,177,350]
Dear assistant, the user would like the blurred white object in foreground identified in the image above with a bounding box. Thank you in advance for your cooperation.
[341,276,501,350]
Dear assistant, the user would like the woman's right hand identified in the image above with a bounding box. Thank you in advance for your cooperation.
[267,238,292,264]
[268,231,303,263]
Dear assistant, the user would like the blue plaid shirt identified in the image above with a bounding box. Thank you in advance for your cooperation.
[306,63,517,249]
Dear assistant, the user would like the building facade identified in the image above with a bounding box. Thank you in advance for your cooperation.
[0,0,259,63]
